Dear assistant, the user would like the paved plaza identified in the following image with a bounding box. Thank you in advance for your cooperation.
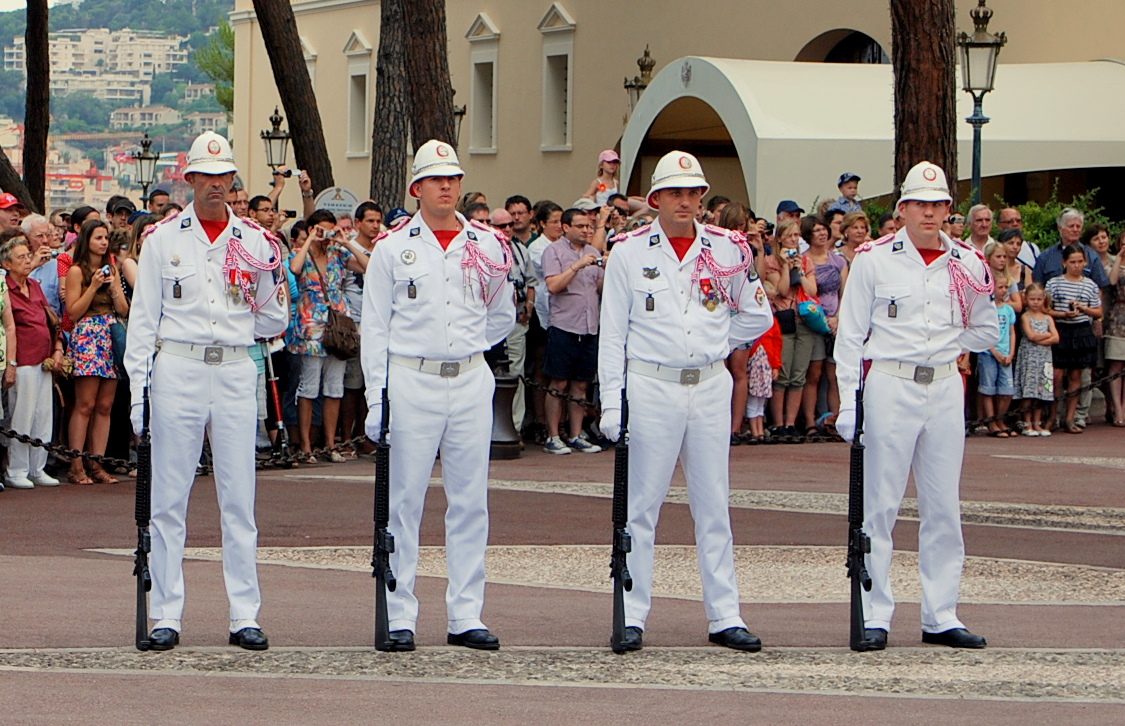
[1,427,1123,724]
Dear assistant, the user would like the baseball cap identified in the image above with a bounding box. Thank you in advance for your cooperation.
[837,173,861,187]
[598,149,620,163]
[385,207,412,226]
[111,198,137,215]
[776,200,804,215]
[150,183,171,197]
[0,193,23,210]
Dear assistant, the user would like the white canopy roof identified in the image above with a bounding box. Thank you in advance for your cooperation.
[621,56,1125,214]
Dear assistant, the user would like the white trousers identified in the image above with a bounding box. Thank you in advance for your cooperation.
[6,365,52,479]
[862,370,966,633]
[149,353,261,623]
[386,361,494,634]
[506,322,528,431]
[625,368,746,634]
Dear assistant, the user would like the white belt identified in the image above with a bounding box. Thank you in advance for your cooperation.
[390,352,484,378]
[870,359,957,384]
[628,359,724,386]
[158,340,249,365]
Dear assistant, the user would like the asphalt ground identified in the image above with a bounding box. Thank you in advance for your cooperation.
[1,423,1122,724]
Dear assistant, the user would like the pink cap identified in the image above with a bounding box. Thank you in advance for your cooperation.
[598,149,620,163]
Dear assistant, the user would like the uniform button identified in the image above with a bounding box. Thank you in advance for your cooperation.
[689,353,694,358]
[210,299,215,303]
[687,331,692,335]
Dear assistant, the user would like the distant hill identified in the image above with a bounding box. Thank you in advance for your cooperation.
[0,0,235,43]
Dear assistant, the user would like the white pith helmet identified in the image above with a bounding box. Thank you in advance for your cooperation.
[184,131,237,176]
[647,150,709,209]
[409,140,464,197]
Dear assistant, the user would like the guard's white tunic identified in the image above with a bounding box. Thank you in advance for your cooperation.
[361,213,514,634]
[124,203,287,624]
[835,230,998,633]
[598,220,772,632]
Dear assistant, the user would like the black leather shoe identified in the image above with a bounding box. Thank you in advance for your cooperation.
[708,627,762,652]
[922,628,986,649]
[386,629,415,652]
[862,628,888,651]
[148,628,179,651]
[228,627,270,651]
[612,626,643,653]
[447,629,500,650]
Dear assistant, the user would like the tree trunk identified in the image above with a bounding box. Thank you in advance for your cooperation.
[22,0,49,214]
[890,0,958,203]
[0,155,33,211]
[251,0,334,193]
[403,0,455,151]
[369,0,409,208]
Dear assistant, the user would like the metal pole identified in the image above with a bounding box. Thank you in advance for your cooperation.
[140,182,150,205]
[967,93,990,206]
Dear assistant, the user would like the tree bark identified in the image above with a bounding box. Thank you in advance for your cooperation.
[22,0,49,214]
[251,0,334,193]
[0,155,33,211]
[890,0,958,203]
[369,0,409,208]
[403,0,455,151]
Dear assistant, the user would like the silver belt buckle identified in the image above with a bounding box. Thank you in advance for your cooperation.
[439,361,461,378]
[679,369,701,385]
[204,346,224,365]
[913,365,934,384]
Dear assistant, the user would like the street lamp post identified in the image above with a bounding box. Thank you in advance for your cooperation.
[624,46,655,113]
[957,0,1007,205]
[132,132,160,204]
[260,106,291,171]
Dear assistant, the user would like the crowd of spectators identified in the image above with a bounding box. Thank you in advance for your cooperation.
[0,154,1122,491]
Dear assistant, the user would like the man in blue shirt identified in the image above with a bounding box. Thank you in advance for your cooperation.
[1032,208,1110,289]
[23,215,63,316]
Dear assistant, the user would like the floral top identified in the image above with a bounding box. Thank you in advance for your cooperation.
[286,245,353,357]
[1105,271,1125,339]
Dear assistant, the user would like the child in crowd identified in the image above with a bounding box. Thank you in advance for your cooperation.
[827,173,862,215]
[978,276,1017,437]
[1015,283,1059,435]
[744,320,782,444]
[582,150,620,206]
[1046,246,1103,433]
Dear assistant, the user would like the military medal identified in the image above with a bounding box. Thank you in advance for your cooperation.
[173,279,182,299]
[645,293,655,311]
[171,254,181,266]
[888,299,898,318]
[408,279,417,299]
[700,278,718,311]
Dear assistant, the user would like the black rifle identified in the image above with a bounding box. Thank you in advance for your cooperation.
[846,382,876,651]
[609,389,633,654]
[371,388,398,651]
[132,380,153,651]
[262,342,293,467]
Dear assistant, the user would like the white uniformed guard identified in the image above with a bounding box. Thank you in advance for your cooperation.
[835,161,999,650]
[598,151,773,652]
[124,131,287,651]
[361,140,514,651]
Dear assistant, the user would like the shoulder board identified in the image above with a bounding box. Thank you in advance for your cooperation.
[856,233,895,254]
[143,211,178,237]
[610,231,629,245]
[372,229,390,245]
[703,223,729,237]
[627,223,652,237]
[386,216,412,235]
[240,217,281,245]
[955,239,986,261]
[469,219,493,233]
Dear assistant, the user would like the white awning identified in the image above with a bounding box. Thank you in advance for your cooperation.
[621,56,1125,214]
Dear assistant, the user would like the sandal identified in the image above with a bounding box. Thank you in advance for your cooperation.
[1064,421,1083,434]
[88,465,119,484]
[68,466,94,485]
[987,430,1009,438]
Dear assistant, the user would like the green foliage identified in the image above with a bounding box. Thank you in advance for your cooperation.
[191,20,234,117]
[51,91,117,133]
[0,0,234,38]
[0,67,24,119]
[995,182,1122,250]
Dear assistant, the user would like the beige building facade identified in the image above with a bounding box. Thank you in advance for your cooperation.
[232,0,1125,215]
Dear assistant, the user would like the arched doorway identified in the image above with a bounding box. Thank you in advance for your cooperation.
[626,96,749,206]
[796,30,889,64]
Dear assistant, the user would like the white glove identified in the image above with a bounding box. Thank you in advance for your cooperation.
[835,408,856,442]
[599,408,622,442]
[130,403,144,436]
[365,404,384,442]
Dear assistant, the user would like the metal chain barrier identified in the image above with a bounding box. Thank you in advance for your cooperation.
[0,424,134,472]
[963,365,1125,430]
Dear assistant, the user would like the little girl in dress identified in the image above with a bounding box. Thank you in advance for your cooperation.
[1014,283,1059,436]
[744,320,782,443]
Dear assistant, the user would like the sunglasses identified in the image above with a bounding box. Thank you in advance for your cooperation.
[493,222,513,229]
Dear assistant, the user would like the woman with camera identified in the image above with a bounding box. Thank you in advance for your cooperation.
[287,209,365,462]
[65,219,129,484]
[760,218,817,441]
